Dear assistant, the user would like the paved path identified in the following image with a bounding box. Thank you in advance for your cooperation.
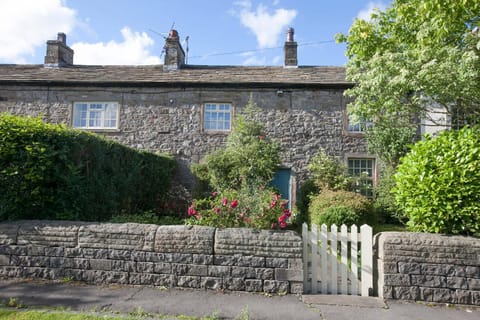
[0,279,479,319]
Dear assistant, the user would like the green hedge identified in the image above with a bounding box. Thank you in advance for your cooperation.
[394,126,480,235]
[0,113,175,222]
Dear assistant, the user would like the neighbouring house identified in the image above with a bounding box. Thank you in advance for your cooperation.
[0,29,376,205]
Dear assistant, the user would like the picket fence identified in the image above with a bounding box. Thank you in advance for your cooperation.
[302,223,373,296]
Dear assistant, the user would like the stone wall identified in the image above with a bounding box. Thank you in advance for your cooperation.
[0,85,369,192]
[375,232,480,305]
[0,221,303,294]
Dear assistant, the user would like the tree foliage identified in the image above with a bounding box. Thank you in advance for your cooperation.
[338,0,480,134]
[394,126,480,235]
[193,98,280,194]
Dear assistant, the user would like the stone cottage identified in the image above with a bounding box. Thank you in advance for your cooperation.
[0,29,375,205]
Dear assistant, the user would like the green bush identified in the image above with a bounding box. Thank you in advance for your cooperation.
[308,189,374,227]
[394,126,480,235]
[315,206,359,227]
[0,113,175,222]
[307,149,351,191]
[295,179,319,226]
[374,165,405,224]
[193,98,280,193]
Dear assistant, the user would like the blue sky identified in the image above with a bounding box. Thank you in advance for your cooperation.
[0,0,389,66]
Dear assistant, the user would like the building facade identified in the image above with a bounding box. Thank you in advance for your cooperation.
[0,30,374,205]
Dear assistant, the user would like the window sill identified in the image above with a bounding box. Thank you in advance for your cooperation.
[74,128,121,133]
[203,130,231,135]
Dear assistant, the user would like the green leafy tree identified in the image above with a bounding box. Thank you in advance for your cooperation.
[337,0,480,125]
[394,126,480,235]
[194,98,280,194]
[337,0,480,173]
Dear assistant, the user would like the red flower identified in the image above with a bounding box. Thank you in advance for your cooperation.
[279,221,287,228]
[212,191,218,197]
[222,198,228,206]
[214,207,220,214]
[187,205,197,216]
[230,199,239,209]
[269,200,277,209]
[274,194,280,201]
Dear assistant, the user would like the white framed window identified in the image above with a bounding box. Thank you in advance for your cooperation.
[348,158,375,198]
[204,103,232,131]
[72,102,119,129]
[347,114,373,133]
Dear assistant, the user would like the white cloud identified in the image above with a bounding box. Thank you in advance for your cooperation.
[71,27,161,65]
[240,52,281,66]
[0,0,76,63]
[236,1,297,48]
[356,2,387,21]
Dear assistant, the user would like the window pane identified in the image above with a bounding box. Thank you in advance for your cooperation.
[73,103,87,128]
[348,158,375,198]
[204,103,231,131]
[73,102,118,129]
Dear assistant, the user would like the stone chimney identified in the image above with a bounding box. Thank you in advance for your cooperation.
[44,32,74,67]
[284,27,298,68]
[163,29,185,71]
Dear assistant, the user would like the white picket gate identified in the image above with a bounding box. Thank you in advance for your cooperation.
[302,223,373,296]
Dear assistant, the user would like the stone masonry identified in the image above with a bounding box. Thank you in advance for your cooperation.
[0,85,368,193]
[0,221,303,294]
[374,232,480,306]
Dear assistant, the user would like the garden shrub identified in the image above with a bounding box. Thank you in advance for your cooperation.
[186,189,291,229]
[307,149,351,191]
[0,113,175,222]
[192,98,280,193]
[308,189,374,227]
[314,205,359,227]
[374,165,405,224]
[295,179,319,226]
[394,126,480,235]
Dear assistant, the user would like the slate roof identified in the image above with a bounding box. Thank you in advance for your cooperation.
[0,64,351,88]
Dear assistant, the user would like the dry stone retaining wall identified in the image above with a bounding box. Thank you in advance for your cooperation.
[375,232,480,306]
[0,221,303,294]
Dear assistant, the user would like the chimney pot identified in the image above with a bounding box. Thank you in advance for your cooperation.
[57,32,67,44]
[169,29,179,39]
[287,27,295,42]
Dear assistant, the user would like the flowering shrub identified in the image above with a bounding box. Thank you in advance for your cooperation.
[186,189,292,229]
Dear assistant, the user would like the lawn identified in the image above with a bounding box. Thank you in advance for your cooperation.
[0,309,221,320]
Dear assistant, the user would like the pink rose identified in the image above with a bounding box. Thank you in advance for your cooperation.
[231,199,239,209]
[187,205,196,216]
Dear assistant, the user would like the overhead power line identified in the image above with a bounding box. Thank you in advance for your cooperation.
[188,40,336,60]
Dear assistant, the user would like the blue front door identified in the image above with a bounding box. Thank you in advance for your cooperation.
[270,168,291,208]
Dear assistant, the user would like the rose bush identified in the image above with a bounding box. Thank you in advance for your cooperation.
[186,189,291,229]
